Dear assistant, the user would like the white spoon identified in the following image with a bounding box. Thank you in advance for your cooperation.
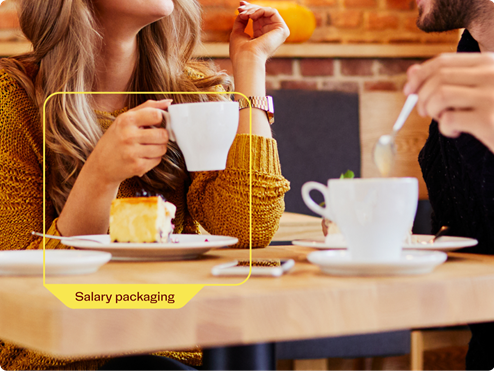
[373,94,419,177]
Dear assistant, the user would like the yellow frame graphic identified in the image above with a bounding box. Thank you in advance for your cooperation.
[42,91,253,309]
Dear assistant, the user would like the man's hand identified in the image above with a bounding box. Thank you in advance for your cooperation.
[404,53,494,152]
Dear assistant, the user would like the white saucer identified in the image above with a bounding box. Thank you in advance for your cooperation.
[307,250,447,276]
[63,234,238,261]
[294,234,347,249]
[0,250,111,276]
[293,234,477,252]
[405,235,477,250]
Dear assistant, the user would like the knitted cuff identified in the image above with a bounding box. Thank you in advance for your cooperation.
[226,134,282,175]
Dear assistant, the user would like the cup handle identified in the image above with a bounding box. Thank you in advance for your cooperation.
[162,111,176,142]
[301,181,335,221]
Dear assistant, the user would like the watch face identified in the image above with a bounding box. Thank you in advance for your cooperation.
[266,96,274,114]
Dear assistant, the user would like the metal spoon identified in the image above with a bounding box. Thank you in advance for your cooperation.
[430,226,450,244]
[31,231,103,244]
[373,94,419,177]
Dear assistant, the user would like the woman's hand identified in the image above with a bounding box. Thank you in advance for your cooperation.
[230,1,290,66]
[404,53,494,152]
[230,1,288,137]
[86,99,172,187]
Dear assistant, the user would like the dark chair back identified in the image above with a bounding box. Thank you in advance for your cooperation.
[270,89,360,217]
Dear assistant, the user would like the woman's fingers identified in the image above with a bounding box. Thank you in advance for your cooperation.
[232,11,249,34]
[234,8,281,39]
[119,107,165,129]
[232,0,289,60]
[90,99,175,183]
[128,145,167,176]
[238,2,286,28]
[253,18,286,39]
[138,143,168,160]
[251,7,279,21]
[132,158,164,177]
[238,1,260,16]
[128,99,172,112]
[136,127,169,145]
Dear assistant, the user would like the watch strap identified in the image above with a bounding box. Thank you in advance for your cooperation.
[237,96,274,124]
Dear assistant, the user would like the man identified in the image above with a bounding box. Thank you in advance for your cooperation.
[405,0,494,368]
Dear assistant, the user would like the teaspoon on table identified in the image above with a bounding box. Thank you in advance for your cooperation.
[31,231,103,244]
[373,94,419,177]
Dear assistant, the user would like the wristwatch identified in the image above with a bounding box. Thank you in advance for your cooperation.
[237,96,274,124]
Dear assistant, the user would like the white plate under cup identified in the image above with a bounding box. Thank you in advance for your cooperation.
[302,178,418,262]
[162,101,239,172]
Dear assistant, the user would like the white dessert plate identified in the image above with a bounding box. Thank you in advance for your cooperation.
[307,250,447,276]
[63,234,238,261]
[0,250,111,276]
[293,234,478,252]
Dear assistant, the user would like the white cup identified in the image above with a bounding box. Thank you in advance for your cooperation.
[302,178,418,262]
[163,101,239,171]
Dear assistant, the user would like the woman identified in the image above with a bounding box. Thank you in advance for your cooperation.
[0,0,290,369]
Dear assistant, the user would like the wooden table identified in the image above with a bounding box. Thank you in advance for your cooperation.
[271,212,324,242]
[2,245,494,360]
[201,212,325,242]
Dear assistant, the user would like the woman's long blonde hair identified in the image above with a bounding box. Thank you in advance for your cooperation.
[1,0,231,213]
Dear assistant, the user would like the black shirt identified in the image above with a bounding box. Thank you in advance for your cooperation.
[418,29,494,255]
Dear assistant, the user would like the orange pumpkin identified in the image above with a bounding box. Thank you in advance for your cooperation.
[243,1,316,43]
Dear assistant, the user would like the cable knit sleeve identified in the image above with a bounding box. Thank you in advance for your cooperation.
[0,70,61,250]
[187,134,290,248]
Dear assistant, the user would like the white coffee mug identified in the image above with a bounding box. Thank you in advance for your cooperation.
[162,101,239,171]
[302,178,418,262]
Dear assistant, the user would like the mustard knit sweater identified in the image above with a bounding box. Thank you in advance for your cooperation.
[0,69,290,370]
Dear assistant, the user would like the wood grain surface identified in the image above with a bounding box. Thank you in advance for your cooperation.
[272,212,323,241]
[1,246,494,358]
[360,92,431,199]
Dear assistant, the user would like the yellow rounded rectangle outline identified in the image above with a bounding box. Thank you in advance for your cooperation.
[42,92,253,309]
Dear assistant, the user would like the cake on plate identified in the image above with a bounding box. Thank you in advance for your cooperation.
[109,196,176,243]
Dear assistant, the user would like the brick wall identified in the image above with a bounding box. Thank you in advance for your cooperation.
[199,0,459,44]
[0,0,457,94]
[0,0,458,44]
[199,0,457,94]
[215,57,428,94]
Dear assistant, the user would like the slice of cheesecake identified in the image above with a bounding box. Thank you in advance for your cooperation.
[109,196,176,243]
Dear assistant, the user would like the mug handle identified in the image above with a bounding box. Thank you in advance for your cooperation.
[301,181,335,221]
[161,111,176,142]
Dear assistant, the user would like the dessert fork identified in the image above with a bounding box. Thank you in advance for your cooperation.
[31,231,103,244]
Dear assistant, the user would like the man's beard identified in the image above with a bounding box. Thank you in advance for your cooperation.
[417,0,476,32]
